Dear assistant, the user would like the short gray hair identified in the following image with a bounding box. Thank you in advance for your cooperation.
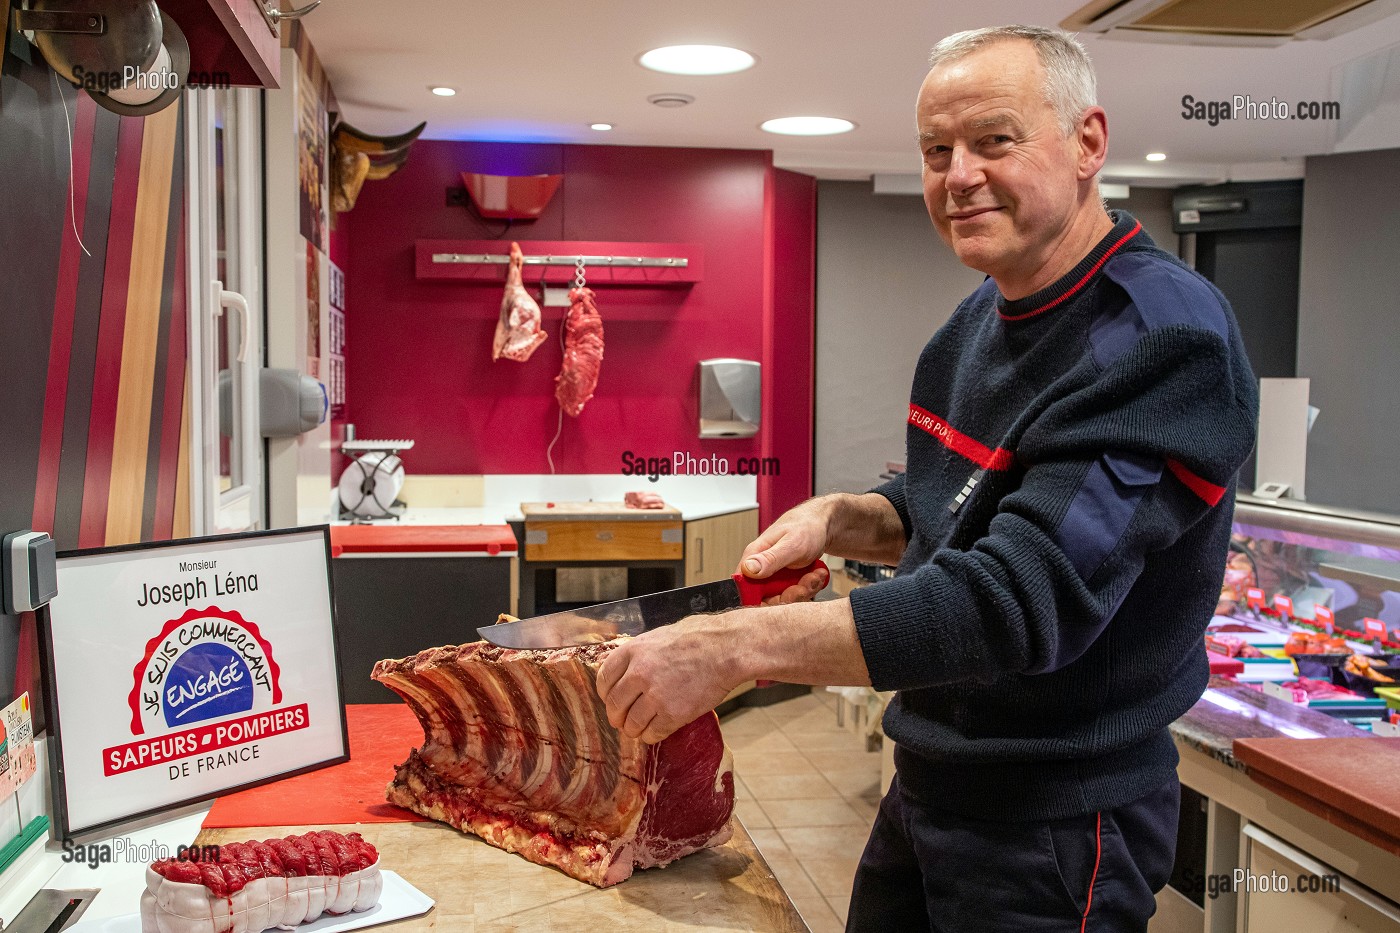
[929,25,1096,137]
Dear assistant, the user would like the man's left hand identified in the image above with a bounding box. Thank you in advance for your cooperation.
[595,612,745,744]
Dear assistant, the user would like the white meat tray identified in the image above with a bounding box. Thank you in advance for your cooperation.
[66,870,432,933]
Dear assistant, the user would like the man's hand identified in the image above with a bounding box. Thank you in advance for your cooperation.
[596,613,746,744]
[739,498,835,603]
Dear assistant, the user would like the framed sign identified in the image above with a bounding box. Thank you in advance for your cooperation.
[40,527,348,837]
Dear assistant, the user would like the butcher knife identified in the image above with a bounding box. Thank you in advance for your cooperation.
[476,560,828,649]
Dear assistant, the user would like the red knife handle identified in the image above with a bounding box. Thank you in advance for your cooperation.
[732,559,829,606]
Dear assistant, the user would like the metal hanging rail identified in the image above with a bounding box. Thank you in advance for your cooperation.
[430,252,689,268]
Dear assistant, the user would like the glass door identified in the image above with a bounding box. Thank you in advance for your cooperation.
[187,87,264,534]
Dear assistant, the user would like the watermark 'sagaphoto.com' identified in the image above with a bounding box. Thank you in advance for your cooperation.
[621,451,781,483]
[71,65,232,94]
[1175,867,1342,900]
[1181,94,1341,126]
[61,837,222,869]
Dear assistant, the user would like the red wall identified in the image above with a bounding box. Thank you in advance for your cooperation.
[343,141,812,516]
[762,169,817,527]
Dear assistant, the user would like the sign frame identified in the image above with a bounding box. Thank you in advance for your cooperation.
[38,526,349,839]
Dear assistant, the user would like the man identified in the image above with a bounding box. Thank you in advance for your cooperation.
[597,24,1258,931]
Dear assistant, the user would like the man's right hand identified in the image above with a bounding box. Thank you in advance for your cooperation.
[739,498,835,604]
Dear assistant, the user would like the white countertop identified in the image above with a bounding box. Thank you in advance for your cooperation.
[327,475,760,526]
[0,739,214,927]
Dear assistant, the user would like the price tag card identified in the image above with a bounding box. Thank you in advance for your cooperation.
[1313,605,1335,633]
[0,693,36,805]
[1262,682,1300,704]
[1273,595,1295,618]
[1364,618,1387,639]
[1246,587,1266,611]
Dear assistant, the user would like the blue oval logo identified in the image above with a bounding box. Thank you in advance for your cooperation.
[162,643,253,727]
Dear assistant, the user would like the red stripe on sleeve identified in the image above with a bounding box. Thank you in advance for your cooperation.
[907,404,1015,471]
[1166,458,1227,507]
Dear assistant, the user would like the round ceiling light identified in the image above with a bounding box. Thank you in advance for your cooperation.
[1146,152,1167,161]
[639,44,755,76]
[430,86,457,97]
[590,123,614,131]
[760,116,855,136]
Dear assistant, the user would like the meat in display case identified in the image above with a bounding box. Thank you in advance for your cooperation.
[1209,494,1400,727]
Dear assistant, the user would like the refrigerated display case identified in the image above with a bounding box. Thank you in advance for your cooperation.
[1154,494,1400,933]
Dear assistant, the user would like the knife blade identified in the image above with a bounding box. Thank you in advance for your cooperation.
[476,560,828,649]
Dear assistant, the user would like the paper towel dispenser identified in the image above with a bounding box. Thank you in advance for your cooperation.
[698,359,760,438]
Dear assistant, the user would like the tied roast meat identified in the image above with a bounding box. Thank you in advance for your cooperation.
[492,242,548,362]
[372,638,734,887]
[141,831,381,933]
[555,286,604,416]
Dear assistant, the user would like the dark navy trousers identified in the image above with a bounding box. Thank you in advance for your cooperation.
[847,774,1179,932]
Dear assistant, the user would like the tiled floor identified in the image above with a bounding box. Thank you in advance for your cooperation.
[720,687,884,933]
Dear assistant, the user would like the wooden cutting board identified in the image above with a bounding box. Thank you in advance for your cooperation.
[521,501,681,521]
[1234,736,1400,858]
[193,819,804,932]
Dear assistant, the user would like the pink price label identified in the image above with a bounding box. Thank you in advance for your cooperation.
[1246,588,1265,610]
[1364,618,1387,639]
[1314,605,1335,632]
[1273,595,1294,618]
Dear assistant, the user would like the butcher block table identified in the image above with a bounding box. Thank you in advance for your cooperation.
[513,502,686,617]
[191,819,804,931]
[195,706,803,931]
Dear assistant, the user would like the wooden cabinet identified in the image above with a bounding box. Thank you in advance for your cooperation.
[685,510,759,586]
[525,519,683,562]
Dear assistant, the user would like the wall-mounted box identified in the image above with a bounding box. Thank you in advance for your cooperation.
[698,359,760,438]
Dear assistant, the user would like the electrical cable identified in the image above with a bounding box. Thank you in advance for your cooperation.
[53,70,92,257]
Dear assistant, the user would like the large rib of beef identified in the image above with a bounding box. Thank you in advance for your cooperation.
[492,242,548,362]
[554,286,604,416]
[371,638,733,887]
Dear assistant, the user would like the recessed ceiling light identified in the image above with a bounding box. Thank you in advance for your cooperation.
[639,45,755,76]
[430,86,456,97]
[590,123,613,131]
[760,116,855,136]
[1146,152,1167,161]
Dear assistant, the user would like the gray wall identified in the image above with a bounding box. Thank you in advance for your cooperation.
[1117,187,1176,254]
[1298,151,1400,514]
[814,182,984,494]
[814,181,1178,496]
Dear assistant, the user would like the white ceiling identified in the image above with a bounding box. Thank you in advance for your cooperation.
[304,0,1400,184]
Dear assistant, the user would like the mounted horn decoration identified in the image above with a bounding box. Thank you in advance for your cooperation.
[13,0,189,116]
[329,119,426,214]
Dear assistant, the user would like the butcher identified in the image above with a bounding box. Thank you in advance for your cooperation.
[597,24,1258,932]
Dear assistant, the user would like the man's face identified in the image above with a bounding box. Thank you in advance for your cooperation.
[917,40,1089,284]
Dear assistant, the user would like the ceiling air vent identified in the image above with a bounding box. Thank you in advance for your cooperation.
[1062,0,1400,46]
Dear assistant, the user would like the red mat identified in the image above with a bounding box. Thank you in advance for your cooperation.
[203,704,429,828]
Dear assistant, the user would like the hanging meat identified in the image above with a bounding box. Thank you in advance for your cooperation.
[555,286,604,415]
[492,242,548,362]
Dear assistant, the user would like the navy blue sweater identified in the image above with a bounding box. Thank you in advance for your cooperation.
[848,212,1259,821]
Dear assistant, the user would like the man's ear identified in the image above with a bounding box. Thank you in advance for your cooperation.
[1076,106,1109,180]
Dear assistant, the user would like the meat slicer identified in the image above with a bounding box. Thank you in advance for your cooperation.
[338,439,414,522]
